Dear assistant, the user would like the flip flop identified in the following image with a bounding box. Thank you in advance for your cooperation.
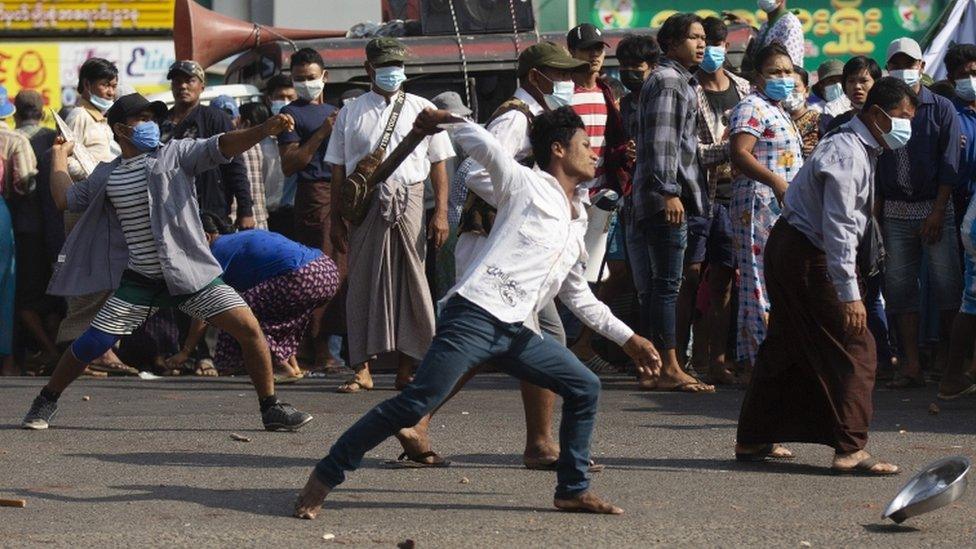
[87,361,139,376]
[640,380,716,393]
[337,378,373,393]
[524,459,605,473]
[735,443,796,462]
[385,451,451,468]
[194,359,219,377]
[831,456,900,476]
[938,383,976,401]
[274,373,304,385]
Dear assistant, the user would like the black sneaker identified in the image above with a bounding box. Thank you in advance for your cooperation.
[22,394,58,430]
[262,402,313,432]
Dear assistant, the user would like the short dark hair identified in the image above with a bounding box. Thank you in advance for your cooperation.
[863,76,919,113]
[702,16,728,45]
[530,106,585,170]
[754,42,793,72]
[265,74,294,96]
[656,13,703,54]
[14,89,44,121]
[842,55,882,83]
[794,66,809,88]
[290,47,325,71]
[615,34,660,67]
[78,57,118,89]
[944,43,976,77]
[240,102,270,128]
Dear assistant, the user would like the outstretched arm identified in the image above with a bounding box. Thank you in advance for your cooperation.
[218,114,295,159]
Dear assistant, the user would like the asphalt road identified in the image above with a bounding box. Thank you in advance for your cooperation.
[0,374,974,547]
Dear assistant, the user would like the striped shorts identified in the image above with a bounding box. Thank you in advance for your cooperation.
[91,271,247,335]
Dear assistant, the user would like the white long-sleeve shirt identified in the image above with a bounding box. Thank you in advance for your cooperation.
[442,120,634,346]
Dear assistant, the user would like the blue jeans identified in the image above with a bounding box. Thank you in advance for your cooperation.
[882,214,962,314]
[641,213,688,350]
[864,273,893,367]
[315,296,601,499]
[622,201,651,337]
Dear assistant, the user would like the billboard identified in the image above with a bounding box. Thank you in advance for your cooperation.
[0,40,175,114]
[0,0,174,33]
[579,0,947,70]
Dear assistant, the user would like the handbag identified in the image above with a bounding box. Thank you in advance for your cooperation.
[339,91,406,225]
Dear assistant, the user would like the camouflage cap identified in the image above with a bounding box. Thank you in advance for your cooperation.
[366,37,408,65]
[167,60,206,82]
[517,41,589,78]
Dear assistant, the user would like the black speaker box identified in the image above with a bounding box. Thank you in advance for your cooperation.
[421,0,535,36]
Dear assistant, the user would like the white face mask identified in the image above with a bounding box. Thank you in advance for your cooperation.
[544,80,575,110]
[88,93,114,112]
[781,91,806,113]
[823,82,844,103]
[757,0,780,12]
[889,68,920,88]
[293,78,325,101]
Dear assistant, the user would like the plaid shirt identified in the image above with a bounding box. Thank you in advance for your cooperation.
[231,144,268,229]
[695,72,752,208]
[633,57,705,222]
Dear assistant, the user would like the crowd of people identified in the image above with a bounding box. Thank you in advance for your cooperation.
[2,0,976,517]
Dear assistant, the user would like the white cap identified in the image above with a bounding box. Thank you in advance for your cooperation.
[887,38,922,62]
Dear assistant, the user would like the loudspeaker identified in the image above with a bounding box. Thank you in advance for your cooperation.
[421,0,535,36]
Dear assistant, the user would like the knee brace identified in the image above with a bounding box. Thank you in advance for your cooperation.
[70,327,120,364]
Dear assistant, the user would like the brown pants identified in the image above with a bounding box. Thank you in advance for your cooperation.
[294,180,347,334]
[737,219,877,454]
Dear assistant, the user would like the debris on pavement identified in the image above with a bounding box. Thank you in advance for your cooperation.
[0,498,26,508]
[397,540,415,549]
[899,429,908,434]
[799,542,811,547]
[928,403,940,415]
[459,477,470,484]
[322,533,335,541]
[230,433,251,443]
[138,371,162,380]
[82,395,91,401]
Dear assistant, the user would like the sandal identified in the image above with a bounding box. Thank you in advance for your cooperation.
[582,355,616,375]
[938,383,976,401]
[831,456,900,476]
[194,359,218,377]
[735,443,796,462]
[337,377,373,393]
[275,372,304,385]
[87,361,139,376]
[524,458,605,473]
[886,374,926,389]
[385,451,451,468]
[640,380,716,393]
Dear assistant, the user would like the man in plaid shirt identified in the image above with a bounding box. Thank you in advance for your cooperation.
[633,13,713,393]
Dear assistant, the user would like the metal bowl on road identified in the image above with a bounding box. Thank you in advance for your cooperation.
[882,456,970,524]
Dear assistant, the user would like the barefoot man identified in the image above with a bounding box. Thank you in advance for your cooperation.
[295,106,662,518]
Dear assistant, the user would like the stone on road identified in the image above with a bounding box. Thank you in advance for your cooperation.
[0,375,974,546]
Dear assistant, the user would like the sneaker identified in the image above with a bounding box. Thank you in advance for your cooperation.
[22,394,58,430]
[262,402,313,432]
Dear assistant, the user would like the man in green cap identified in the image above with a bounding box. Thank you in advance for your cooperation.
[325,37,455,461]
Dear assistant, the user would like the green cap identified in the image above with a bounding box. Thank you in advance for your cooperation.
[817,59,845,81]
[366,37,408,65]
[517,41,588,78]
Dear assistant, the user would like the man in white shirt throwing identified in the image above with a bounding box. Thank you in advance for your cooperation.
[295,107,662,519]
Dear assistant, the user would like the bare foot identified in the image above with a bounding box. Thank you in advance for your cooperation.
[640,369,715,393]
[293,472,331,519]
[554,491,624,515]
[523,442,559,466]
[734,443,795,459]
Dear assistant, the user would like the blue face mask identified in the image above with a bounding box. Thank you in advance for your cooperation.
[129,121,160,152]
[374,65,407,93]
[889,68,920,88]
[879,109,912,150]
[700,46,725,73]
[955,76,976,102]
[823,82,844,103]
[89,93,113,112]
[764,77,795,102]
[270,100,288,115]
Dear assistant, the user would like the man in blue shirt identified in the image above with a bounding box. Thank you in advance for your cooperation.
[879,38,962,388]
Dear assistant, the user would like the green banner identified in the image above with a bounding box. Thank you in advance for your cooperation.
[578,0,947,70]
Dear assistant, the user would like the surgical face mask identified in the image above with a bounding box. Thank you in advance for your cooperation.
[374,65,407,93]
[129,121,160,152]
[781,91,806,113]
[889,68,920,88]
[823,82,844,102]
[619,69,645,93]
[88,93,113,112]
[700,46,726,73]
[537,72,575,110]
[270,99,288,115]
[757,0,780,12]
[763,76,795,102]
[878,109,912,150]
[293,78,324,101]
[955,76,976,102]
